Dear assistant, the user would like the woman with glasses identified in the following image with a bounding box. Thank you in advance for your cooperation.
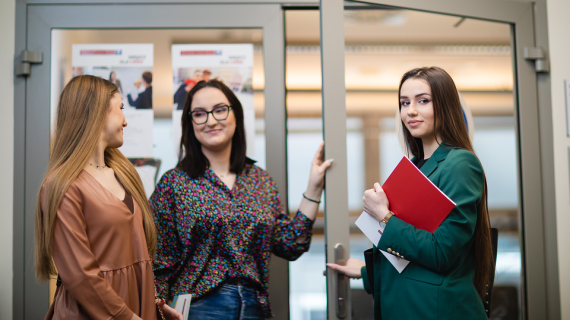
[151,79,331,319]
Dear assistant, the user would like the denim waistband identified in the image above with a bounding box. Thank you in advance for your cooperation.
[218,284,257,295]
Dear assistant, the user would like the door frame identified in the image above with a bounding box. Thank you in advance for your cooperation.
[319,0,559,319]
[13,3,289,319]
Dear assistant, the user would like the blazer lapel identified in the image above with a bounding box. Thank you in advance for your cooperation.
[420,157,438,178]
[420,144,453,178]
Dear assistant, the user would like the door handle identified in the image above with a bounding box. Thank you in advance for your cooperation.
[334,243,348,318]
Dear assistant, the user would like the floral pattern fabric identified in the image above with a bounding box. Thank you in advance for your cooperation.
[150,164,314,318]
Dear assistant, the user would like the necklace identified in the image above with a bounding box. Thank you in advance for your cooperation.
[89,162,108,170]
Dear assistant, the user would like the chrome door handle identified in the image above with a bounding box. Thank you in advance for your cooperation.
[334,243,348,318]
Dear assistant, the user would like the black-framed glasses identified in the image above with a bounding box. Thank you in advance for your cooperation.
[190,105,232,125]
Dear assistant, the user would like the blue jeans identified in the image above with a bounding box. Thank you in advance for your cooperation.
[187,284,266,320]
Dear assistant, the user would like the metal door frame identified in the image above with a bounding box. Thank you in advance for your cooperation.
[13,3,289,319]
[319,0,559,319]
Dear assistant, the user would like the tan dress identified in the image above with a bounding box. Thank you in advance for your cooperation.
[42,171,157,320]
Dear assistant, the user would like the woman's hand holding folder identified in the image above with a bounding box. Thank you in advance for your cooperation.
[363,183,391,223]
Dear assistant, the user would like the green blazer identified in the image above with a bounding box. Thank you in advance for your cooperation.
[360,145,487,320]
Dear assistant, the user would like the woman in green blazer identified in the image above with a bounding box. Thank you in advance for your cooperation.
[327,67,493,320]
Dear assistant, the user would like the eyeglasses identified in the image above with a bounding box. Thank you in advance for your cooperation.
[190,105,231,125]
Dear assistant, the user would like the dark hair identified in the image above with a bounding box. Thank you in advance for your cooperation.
[178,79,248,179]
[142,71,152,85]
[398,67,493,301]
[108,71,115,81]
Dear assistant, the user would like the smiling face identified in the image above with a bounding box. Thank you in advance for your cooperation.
[101,92,127,148]
[399,78,436,141]
[191,87,236,153]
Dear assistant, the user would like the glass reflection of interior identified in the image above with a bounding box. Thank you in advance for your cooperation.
[284,8,520,320]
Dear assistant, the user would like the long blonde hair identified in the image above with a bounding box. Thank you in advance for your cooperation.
[35,75,157,282]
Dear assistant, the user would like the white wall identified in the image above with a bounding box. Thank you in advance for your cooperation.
[0,0,15,319]
[546,0,570,318]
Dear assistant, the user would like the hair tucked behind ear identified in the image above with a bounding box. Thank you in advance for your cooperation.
[34,75,156,282]
[398,67,494,300]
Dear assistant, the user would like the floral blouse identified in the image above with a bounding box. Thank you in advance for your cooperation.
[150,163,314,318]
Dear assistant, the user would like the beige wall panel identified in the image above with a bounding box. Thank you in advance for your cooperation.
[0,1,15,320]
[546,0,570,318]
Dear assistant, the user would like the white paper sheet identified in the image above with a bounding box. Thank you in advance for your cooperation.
[119,109,154,158]
[134,165,157,199]
[355,211,410,273]
[172,294,192,319]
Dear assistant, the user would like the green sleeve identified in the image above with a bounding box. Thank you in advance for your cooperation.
[378,151,484,274]
[361,266,371,294]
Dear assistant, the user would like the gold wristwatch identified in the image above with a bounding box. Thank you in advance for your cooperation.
[382,211,394,224]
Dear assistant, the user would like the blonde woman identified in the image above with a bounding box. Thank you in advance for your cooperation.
[35,75,182,320]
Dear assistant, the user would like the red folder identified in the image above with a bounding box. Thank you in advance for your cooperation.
[382,157,455,233]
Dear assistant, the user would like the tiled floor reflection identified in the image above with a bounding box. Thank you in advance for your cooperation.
[289,232,521,319]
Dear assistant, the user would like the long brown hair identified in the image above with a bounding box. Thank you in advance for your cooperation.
[35,75,157,282]
[398,67,493,300]
[178,79,248,179]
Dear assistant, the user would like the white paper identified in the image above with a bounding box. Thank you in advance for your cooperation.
[355,211,410,273]
[134,165,157,199]
[172,294,192,319]
[172,110,184,155]
[355,211,384,245]
[119,109,154,158]
[380,250,410,273]
[171,44,256,159]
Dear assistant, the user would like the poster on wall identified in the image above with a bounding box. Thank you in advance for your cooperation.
[72,44,154,158]
[171,44,255,158]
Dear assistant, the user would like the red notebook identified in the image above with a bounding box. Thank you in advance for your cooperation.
[382,157,455,233]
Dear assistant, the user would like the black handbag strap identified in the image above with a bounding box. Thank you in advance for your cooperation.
[363,248,375,297]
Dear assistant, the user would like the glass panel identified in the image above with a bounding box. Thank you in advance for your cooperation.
[285,10,326,319]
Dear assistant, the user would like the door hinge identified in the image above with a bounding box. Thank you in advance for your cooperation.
[16,50,43,77]
[523,46,549,73]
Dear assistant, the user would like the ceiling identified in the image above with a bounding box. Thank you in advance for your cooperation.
[286,9,511,45]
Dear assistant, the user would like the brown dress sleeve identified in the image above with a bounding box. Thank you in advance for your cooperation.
[49,183,135,320]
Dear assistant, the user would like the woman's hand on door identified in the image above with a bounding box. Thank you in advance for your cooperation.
[299,141,333,221]
[305,141,333,197]
[326,258,365,279]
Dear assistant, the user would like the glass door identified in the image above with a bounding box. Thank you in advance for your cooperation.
[16,3,289,319]
[319,1,556,320]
